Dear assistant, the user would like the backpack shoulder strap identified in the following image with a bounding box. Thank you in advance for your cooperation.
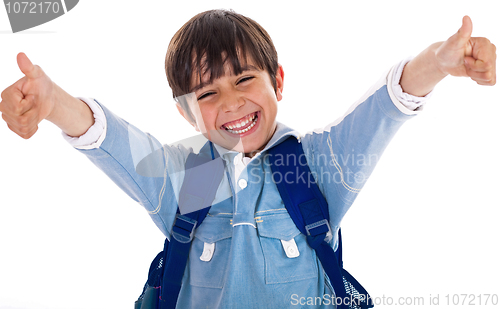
[267,136,331,238]
[268,136,371,309]
[159,142,225,308]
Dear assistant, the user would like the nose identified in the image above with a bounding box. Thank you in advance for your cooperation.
[220,91,245,113]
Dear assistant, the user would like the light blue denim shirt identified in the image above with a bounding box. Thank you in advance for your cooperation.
[76,65,423,308]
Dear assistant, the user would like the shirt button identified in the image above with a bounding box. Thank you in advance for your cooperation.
[238,179,247,189]
[287,247,295,255]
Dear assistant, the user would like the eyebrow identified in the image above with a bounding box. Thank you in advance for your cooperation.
[189,65,260,93]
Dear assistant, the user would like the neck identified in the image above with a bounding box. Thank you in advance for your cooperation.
[244,150,260,158]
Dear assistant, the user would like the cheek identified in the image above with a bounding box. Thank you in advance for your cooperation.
[249,83,277,109]
[258,91,279,117]
[197,105,218,127]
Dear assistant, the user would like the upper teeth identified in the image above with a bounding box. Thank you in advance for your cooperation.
[225,113,256,130]
[224,113,258,133]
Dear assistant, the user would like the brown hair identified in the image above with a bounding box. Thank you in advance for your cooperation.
[165,9,279,122]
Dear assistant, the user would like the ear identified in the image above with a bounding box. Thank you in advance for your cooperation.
[275,64,285,101]
[176,103,200,132]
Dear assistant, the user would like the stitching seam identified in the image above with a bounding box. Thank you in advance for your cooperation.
[327,135,361,194]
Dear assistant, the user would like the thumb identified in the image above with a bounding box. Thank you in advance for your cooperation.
[17,52,42,79]
[450,15,473,47]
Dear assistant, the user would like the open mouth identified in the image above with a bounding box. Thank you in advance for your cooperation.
[221,112,259,135]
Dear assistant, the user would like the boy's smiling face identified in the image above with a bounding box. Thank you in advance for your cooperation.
[177,58,284,156]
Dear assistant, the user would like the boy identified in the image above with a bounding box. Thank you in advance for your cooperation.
[0,9,496,309]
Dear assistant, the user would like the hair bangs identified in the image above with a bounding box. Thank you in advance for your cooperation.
[166,10,278,100]
[193,36,264,92]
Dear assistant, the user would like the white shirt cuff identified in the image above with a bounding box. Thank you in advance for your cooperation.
[390,56,433,112]
[62,97,107,149]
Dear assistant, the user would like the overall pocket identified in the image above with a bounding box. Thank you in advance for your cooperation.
[256,212,318,284]
[187,215,232,289]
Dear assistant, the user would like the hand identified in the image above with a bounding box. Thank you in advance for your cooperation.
[0,53,55,139]
[435,15,497,86]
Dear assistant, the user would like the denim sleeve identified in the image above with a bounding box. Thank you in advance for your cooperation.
[76,100,191,238]
[301,67,422,230]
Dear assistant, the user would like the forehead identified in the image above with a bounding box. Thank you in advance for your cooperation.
[189,51,261,91]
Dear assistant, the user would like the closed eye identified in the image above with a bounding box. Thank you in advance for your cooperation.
[197,91,215,101]
[237,76,254,84]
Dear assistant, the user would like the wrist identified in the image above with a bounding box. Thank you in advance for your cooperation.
[400,42,448,97]
[45,81,61,123]
[46,83,95,137]
[431,42,452,78]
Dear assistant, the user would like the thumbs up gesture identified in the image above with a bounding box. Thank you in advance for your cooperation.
[1,53,94,139]
[436,16,496,85]
[400,16,496,97]
[0,53,55,139]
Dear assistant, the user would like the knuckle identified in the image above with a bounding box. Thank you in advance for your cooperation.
[13,100,29,115]
[13,104,23,115]
[482,61,493,70]
[0,84,13,97]
[33,65,42,73]
[479,37,491,46]
[1,88,12,103]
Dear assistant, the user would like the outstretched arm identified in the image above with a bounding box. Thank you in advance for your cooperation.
[0,53,94,139]
[400,16,496,97]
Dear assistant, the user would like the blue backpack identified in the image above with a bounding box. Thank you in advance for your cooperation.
[135,136,373,309]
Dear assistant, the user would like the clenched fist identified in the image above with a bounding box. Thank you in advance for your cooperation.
[400,16,496,97]
[0,53,95,139]
[436,15,497,86]
[0,53,55,139]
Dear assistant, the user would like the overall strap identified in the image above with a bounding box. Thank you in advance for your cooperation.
[160,142,225,309]
[268,136,350,308]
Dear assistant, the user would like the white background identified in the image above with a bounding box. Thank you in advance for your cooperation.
[0,1,499,308]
